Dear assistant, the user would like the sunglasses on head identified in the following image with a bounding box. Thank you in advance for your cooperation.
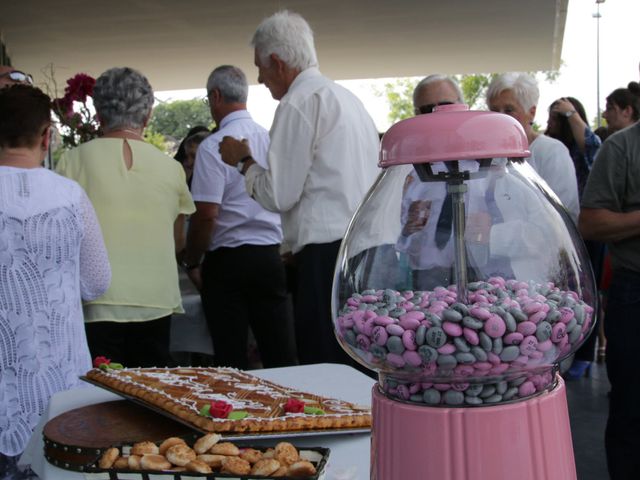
[0,70,34,85]
[417,101,454,115]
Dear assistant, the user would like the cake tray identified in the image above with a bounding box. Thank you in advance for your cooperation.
[80,376,371,440]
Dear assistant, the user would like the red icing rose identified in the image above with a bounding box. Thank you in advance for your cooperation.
[93,356,111,367]
[209,400,233,419]
[284,398,305,414]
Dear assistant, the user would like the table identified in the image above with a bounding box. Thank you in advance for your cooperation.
[19,363,375,480]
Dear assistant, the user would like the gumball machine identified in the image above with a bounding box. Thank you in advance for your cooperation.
[332,104,596,480]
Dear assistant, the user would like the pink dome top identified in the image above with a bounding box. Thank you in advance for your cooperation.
[379,104,530,167]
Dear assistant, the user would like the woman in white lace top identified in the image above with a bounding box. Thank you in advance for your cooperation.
[0,85,111,472]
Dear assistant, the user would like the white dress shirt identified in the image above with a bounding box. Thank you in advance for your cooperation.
[527,134,580,222]
[244,67,380,253]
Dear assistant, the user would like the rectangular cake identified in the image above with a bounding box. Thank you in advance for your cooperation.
[85,367,371,433]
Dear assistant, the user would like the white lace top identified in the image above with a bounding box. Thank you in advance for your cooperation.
[0,167,111,456]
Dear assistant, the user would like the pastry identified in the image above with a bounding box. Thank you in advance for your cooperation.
[250,458,281,476]
[112,456,129,469]
[288,460,317,477]
[158,436,186,455]
[240,447,263,464]
[165,443,196,466]
[209,441,240,456]
[185,459,212,474]
[193,432,221,454]
[131,441,159,456]
[97,447,118,469]
[140,454,172,470]
[127,454,141,470]
[221,456,251,475]
[196,454,225,468]
[85,367,371,433]
[275,441,299,466]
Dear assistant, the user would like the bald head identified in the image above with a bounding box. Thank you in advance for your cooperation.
[0,66,33,88]
[413,75,463,115]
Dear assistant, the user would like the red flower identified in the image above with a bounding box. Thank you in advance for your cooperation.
[64,73,95,102]
[93,356,111,368]
[284,398,305,414]
[209,400,233,419]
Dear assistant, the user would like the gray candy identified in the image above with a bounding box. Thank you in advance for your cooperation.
[426,326,447,348]
[443,390,465,405]
[442,309,463,323]
[500,345,520,362]
[536,321,553,342]
[386,336,405,355]
[463,316,484,330]
[418,345,438,364]
[423,389,441,405]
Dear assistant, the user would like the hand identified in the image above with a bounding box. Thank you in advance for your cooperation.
[187,266,202,292]
[219,136,252,167]
[551,98,576,117]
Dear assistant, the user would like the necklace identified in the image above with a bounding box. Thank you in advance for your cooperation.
[104,128,144,139]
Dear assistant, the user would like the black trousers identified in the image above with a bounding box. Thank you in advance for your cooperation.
[200,244,297,370]
[604,268,640,479]
[85,316,174,368]
[293,241,357,366]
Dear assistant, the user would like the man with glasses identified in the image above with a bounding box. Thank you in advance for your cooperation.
[413,74,464,115]
[0,66,33,88]
[182,65,296,370]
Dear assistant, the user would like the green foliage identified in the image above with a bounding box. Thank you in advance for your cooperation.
[148,99,213,140]
[144,128,170,153]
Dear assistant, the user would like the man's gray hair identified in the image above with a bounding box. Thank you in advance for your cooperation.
[93,67,154,130]
[413,74,464,106]
[251,10,318,71]
[206,65,248,103]
[486,72,539,111]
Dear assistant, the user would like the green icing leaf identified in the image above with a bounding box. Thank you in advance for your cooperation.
[303,406,325,415]
[199,404,211,417]
[109,363,123,369]
[228,411,249,420]
[99,363,109,370]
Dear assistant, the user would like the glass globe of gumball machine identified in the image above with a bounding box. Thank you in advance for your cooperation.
[332,104,596,480]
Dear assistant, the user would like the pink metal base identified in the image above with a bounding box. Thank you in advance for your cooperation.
[371,376,576,480]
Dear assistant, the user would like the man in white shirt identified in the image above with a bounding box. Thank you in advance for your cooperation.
[219,10,380,365]
[182,65,296,369]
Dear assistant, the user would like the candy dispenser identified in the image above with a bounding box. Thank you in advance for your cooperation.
[332,105,596,479]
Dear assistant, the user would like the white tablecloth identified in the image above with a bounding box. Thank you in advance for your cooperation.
[19,363,375,480]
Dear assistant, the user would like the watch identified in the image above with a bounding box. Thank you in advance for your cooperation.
[180,259,200,271]
[563,110,576,118]
[236,155,253,174]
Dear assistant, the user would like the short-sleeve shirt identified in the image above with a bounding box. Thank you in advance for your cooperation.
[190,110,282,251]
[581,122,640,272]
[56,138,195,322]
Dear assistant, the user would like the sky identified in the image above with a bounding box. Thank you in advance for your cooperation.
[156,0,639,134]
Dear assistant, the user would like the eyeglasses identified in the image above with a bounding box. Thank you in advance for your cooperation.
[417,101,454,115]
[201,96,209,106]
[0,70,34,85]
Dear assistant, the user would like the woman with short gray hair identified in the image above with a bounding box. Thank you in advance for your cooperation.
[486,72,579,223]
[56,67,195,368]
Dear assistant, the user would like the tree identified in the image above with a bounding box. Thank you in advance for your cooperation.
[148,99,213,141]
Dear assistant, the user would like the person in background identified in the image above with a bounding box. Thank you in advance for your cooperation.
[579,112,640,480]
[486,72,580,223]
[182,65,296,369]
[0,85,110,477]
[602,81,640,134]
[180,130,211,188]
[0,66,33,88]
[56,67,195,368]
[174,126,210,178]
[546,96,604,379]
[412,74,463,115]
[219,10,380,365]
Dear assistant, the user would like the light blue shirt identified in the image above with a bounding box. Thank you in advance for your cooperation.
[190,110,283,250]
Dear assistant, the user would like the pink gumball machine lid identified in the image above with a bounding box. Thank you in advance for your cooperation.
[379,104,530,167]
